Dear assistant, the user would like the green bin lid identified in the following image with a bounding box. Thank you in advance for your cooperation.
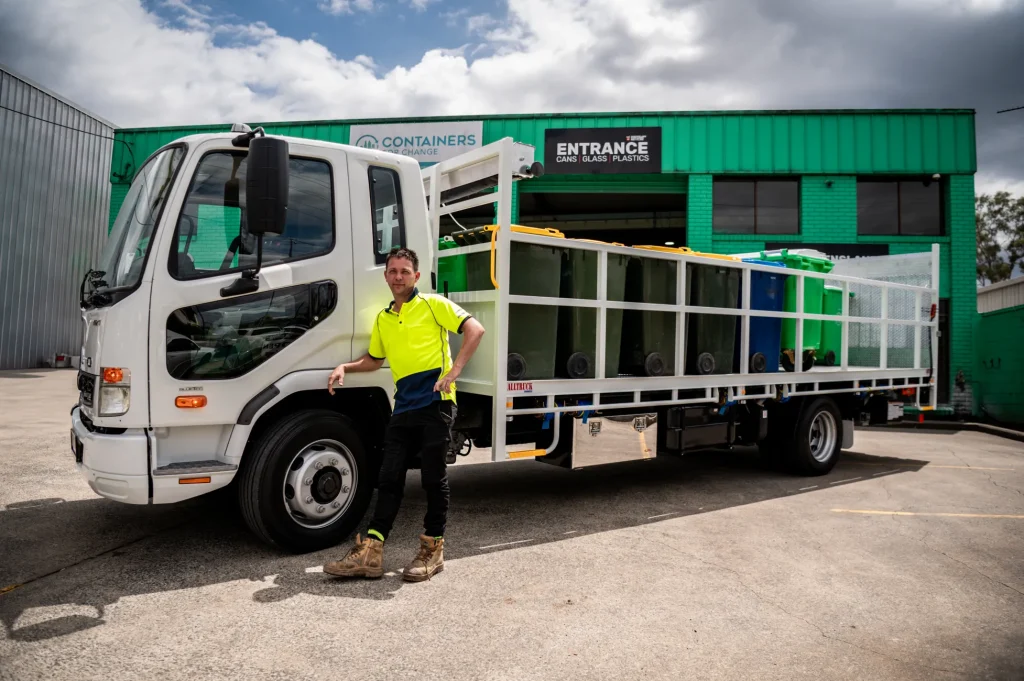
[758,248,835,274]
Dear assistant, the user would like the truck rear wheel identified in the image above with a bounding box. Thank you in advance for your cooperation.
[237,410,372,553]
[786,397,842,476]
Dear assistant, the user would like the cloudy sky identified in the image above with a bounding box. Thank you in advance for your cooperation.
[1,0,1022,194]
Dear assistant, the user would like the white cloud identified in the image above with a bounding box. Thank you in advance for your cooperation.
[0,0,1020,194]
[318,0,375,16]
[405,0,440,11]
[466,13,497,34]
[162,0,212,30]
[976,173,1024,197]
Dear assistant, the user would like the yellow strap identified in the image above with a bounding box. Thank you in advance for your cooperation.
[634,244,694,255]
[490,226,499,289]
[573,238,626,246]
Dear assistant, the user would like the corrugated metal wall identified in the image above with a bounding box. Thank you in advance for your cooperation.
[0,67,113,369]
[977,277,1024,313]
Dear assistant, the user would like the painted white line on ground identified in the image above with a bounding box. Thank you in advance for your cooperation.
[305,566,323,573]
[479,539,534,550]
[831,509,1024,519]
[800,486,818,491]
[563,530,578,535]
[830,477,863,485]
[873,470,901,476]
[647,512,676,520]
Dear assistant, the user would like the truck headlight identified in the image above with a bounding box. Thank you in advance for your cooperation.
[99,367,131,416]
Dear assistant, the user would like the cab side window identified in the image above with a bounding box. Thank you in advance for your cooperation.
[171,152,334,279]
[369,166,406,265]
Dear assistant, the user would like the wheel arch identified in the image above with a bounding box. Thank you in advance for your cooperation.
[223,371,392,477]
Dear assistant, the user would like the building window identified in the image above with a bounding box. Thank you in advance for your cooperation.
[369,166,406,265]
[713,179,799,235]
[857,179,943,236]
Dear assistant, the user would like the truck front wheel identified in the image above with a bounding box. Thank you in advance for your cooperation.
[787,397,843,476]
[237,410,372,553]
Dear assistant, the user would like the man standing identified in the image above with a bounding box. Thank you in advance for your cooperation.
[324,247,485,582]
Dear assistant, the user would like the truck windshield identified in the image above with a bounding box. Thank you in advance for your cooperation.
[95,145,185,291]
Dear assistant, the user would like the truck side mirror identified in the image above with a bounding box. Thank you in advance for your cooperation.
[245,136,289,236]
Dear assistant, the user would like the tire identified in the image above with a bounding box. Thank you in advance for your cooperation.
[237,409,373,553]
[786,397,842,476]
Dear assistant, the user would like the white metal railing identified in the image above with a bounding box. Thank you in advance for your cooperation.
[428,139,941,460]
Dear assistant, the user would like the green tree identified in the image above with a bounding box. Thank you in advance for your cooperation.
[976,191,1024,286]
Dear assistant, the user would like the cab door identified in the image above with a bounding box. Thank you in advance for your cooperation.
[147,137,353,427]
[348,154,432,358]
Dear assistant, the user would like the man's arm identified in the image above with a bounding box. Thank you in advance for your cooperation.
[434,317,485,394]
[328,353,385,395]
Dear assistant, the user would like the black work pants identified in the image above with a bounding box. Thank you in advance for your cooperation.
[368,400,455,540]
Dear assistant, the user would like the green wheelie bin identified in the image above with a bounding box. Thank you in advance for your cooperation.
[436,236,467,295]
[759,249,835,372]
[818,285,855,366]
[462,225,565,381]
[620,248,679,377]
[685,257,742,375]
[556,243,630,378]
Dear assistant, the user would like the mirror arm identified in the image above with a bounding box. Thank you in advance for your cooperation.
[219,238,263,298]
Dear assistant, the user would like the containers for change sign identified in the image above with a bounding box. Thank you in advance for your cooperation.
[349,121,482,164]
[544,127,662,174]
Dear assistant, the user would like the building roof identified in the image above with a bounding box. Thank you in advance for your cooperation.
[0,63,118,129]
[114,107,976,134]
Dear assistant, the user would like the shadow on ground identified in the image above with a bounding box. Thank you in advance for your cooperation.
[0,447,928,641]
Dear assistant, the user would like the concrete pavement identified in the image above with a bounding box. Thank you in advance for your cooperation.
[1,369,1022,680]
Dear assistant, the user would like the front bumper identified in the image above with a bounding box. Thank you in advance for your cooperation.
[71,406,149,505]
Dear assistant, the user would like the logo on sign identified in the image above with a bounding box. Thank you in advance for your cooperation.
[350,121,483,164]
[508,382,533,393]
[354,134,380,149]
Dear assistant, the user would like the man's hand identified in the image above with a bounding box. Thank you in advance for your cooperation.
[327,364,345,395]
[434,366,461,394]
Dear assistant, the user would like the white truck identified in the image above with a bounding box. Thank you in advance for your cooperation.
[70,127,940,552]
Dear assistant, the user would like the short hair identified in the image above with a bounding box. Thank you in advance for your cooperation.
[385,247,419,272]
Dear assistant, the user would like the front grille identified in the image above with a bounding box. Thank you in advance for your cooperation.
[78,371,96,407]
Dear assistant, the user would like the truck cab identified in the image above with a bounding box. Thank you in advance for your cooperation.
[72,127,432,550]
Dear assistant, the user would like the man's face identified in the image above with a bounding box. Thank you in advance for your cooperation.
[385,256,420,300]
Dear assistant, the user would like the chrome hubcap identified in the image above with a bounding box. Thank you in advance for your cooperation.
[283,439,356,529]
[809,411,838,463]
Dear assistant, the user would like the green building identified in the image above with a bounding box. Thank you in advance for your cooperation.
[108,109,977,414]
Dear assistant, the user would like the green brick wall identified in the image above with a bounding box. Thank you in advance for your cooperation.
[798,176,858,241]
[686,175,714,252]
[946,174,977,414]
[974,305,1024,426]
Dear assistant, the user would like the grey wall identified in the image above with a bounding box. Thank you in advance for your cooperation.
[0,66,113,369]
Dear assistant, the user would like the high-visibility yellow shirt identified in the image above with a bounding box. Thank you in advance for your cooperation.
[369,288,472,415]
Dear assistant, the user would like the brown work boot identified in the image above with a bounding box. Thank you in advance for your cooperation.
[402,535,444,582]
[323,534,384,578]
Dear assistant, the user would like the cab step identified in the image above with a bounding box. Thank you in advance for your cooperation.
[153,460,237,476]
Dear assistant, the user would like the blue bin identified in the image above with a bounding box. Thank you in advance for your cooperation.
[741,259,788,373]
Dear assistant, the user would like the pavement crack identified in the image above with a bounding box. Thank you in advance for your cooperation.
[981,470,1023,499]
[890,518,1024,599]
[946,447,973,469]
[641,528,959,676]
[879,476,894,502]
